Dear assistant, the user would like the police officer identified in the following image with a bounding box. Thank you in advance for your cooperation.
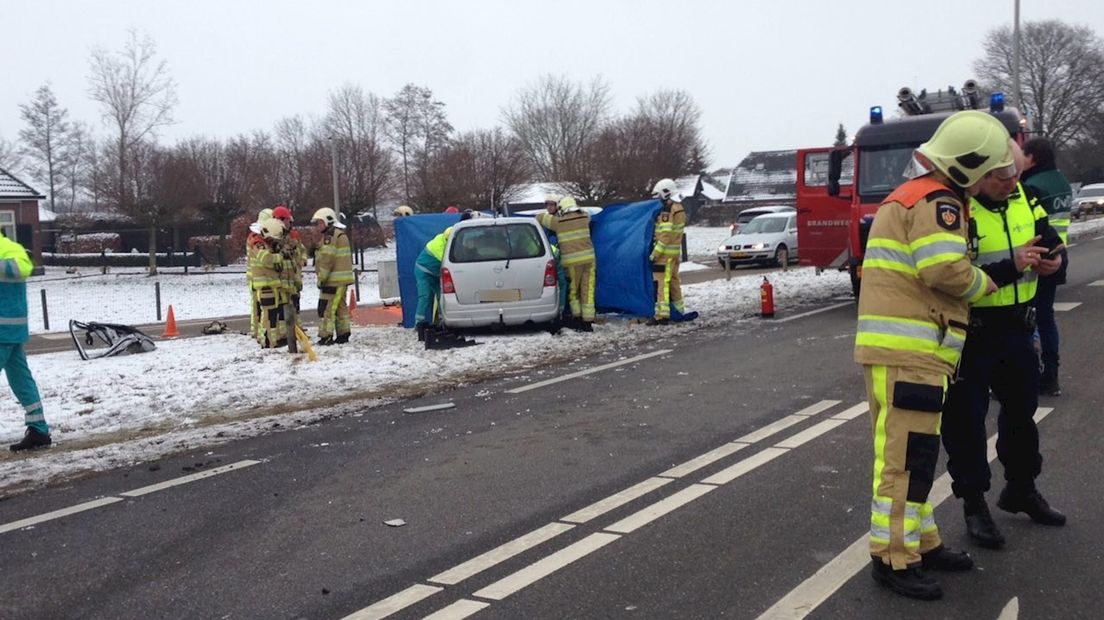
[1021,137,1072,396]
[856,110,1011,600]
[649,179,688,325]
[941,140,1066,550]
[312,207,354,345]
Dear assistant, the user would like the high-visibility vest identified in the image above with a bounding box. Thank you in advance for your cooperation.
[969,184,1045,308]
[0,236,33,344]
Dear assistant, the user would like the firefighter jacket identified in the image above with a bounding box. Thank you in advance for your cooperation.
[968,183,1051,308]
[281,232,306,293]
[315,228,354,287]
[854,175,991,375]
[651,201,686,264]
[250,241,283,293]
[245,232,265,288]
[0,236,33,344]
[1021,166,1072,244]
[537,209,595,267]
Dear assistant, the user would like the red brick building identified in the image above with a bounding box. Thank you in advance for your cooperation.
[0,167,44,262]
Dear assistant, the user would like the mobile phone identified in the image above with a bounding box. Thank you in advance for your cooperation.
[1045,245,1064,259]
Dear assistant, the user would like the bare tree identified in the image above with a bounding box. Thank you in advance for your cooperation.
[59,121,92,214]
[127,140,197,271]
[18,84,70,212]
[503,75,611,199]
[0,135,25,176]
[326,84,395,220]
[272,115,329,214]
[430,128,531,211]
[975,19,1104,148]
[384,83,452,208]
[180,137,246,261]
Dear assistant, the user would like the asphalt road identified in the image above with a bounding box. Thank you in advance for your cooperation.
[3,234,1103,619]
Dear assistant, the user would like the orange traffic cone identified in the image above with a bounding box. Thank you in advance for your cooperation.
[162,305,180,338]
[348,288,358,311]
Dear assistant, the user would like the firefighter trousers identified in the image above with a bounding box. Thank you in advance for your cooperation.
[317,285,350,339]
[566,261,596,322]
[864,364,946,570]
[652,259,683,319]
[257,287,287,348]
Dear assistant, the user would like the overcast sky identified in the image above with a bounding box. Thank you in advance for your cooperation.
[3,0,1103,172]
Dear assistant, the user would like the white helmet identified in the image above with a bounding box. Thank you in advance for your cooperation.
[652,178,679,201]
[311,207,346,229]
[392,205,414,217]
[261,218,286,240]
[543,193,562,206]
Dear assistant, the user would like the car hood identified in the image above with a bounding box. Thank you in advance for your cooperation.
[721,232,784,247]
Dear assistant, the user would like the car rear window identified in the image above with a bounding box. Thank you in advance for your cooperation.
[450,223,545,263]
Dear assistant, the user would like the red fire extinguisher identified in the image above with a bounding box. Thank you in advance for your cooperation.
[760,276,775,318]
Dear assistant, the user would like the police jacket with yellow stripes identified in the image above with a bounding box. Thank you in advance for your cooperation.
[968,183,1055,309]
[855,175,991,375]
[537,209,595,267]
[316,228,354,287]
[651,201,686,264]
[0,236,34,344]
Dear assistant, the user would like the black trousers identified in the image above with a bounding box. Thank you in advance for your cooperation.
[942,320,1042,498]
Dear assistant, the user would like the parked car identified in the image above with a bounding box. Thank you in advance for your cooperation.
[438,216,560,328]
[717,212,799,267]
[729,205,795,235]
[1074,183,1104,216]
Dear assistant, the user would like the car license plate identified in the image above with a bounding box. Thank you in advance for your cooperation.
[479,289,521,302]
[730,252,747,259]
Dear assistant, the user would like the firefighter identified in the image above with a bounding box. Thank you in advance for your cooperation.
[940,140,1066,551]
[3,234,51,451]
[252,218,288,348]
[246,208,273,340]
[312,207,354,345]
[537,196,595,330]
[1021,137,1072,396]
[272,205,305,320]
[392,205,414,217]
[855,110,1012,600]
[649,179,687,325]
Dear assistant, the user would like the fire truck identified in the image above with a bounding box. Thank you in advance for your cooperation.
[795,80,1029,296]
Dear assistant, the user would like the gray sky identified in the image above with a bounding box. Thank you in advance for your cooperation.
[3,0,1103,171]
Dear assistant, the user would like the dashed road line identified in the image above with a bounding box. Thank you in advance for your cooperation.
[1090,280,1104,286]
[775,301,854,323]
[1052,302,1082,312]
[472,532,621,601]
[422,599,490,620]
[658,442,749,479]
[120,460,261,497]
[997,597,1020,620]
[0,497,124,535]
[340,584,442,620]
[774,418,849,449]
[504,349,674,394]
[755,407,1054,620]
[830,402,868,420]
[428,523,575,585]
[604,484,717,534]
[561,477,674,523]
[792,399,843,417]
[701,447,789,486]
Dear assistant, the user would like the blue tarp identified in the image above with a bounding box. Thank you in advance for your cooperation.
[393,200,666,328]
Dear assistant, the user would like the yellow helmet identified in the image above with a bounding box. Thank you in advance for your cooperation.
[558,196,579,211]
[918,111,1015,188]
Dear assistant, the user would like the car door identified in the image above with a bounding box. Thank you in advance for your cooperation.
[787,215,798,256]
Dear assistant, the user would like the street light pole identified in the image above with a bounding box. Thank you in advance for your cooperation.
[329,136,340,212]
[1013,0,1023,112]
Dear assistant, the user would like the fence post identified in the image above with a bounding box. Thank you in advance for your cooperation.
[101,250,108,275]
[285,302,298,354]
[155,281,162,322]
[184,248,189,275]
[40,289,49,331]
[354,269,362,302]
[725,255,732,281]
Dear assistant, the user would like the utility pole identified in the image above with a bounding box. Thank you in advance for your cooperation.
[329,136,341,212]
[1013,0,1023,112]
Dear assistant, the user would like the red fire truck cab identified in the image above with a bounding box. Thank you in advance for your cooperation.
[795,83,1028,296]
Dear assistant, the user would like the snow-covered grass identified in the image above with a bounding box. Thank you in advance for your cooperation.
[686,225,731,259]
[1,251,851,493]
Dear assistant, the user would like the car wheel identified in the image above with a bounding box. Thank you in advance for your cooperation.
[774,245,789,267]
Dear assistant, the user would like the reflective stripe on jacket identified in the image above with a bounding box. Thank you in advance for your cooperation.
[855,175,987,375]
[652,202,686,263]
[538,210,595,266]
[316,229,354,286]
[0,236,33,343]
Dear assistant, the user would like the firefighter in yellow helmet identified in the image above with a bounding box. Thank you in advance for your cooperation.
[537,196,595,331]
[252,218,288,348]
[649,179,687,325]
[311,207,354,345]
[855,110,1018,600]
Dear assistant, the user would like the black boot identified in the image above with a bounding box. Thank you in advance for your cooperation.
[964,496,1005,549]
[920,545,974,571]
[645,317,669,326]
[1038,378,1061,397]
[10,427,52,452]
[316,336,335,346]
[997,485,1066,526]
[870,560,942,601]
[335,333,350,344]
[416,322,428,342]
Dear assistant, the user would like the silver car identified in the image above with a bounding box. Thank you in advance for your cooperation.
[1074,183,1104,215]
[717,212,799,267]
[439,217,560,328]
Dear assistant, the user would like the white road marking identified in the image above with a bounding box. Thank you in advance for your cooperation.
[604,484,716,534]
[120,459,261,497]
[341,584,442,620]
[37,333,71,340]
[830,402,868,421]
[403,403,456,414]
[756,407,1054,619]
[504,349,673,394]
[472,532,621,601]
[774,301,854,323]
[734,415,808,444]
[561,477,674,523]
[997,596,1020,620]
[792,399,842,417]
[774,419,849,449]
[1093,235,1104,241]
[422,599,490,620]
[1090,280,1104,286]
[1052,302,1081,311]
[0,497,124,535]
[701,447,789,486]
[658,443,749,479]
[428,522,574,585]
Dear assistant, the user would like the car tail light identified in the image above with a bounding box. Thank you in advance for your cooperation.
[441,267,455,294]
[544,260,556,287]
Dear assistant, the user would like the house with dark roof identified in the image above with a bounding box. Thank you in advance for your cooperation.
[0,167,45,264]
[700,150,797,225]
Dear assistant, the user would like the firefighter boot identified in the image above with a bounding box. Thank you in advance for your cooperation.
[870,560,942,601]
[920,545,974,572]
[335,333,350,344]
[997,485,1066,526]
[317,336,335,346]
[964,495,1005,549]
[10,427,52,452]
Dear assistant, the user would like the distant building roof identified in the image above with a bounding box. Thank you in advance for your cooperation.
[39,206,58,222]
[724,150,797,202]
[0,167,45,200]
